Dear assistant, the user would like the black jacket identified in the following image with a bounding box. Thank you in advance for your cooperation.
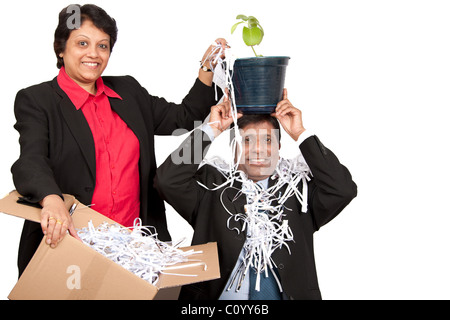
[155,129,357,300]
[12,75,216,275]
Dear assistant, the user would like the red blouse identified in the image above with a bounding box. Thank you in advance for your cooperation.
[57,67,140,227]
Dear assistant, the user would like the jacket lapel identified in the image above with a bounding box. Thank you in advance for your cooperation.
[224,175,287,230]
[109,98,149,156]
[53,78,96,180]
[109,97,150,172]
[223,181,247,233]
[223,176,277,227]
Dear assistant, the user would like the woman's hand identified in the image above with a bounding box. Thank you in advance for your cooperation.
[201,38,228,69]
[199,38,229,86]
[271,89,306,141]
[40,194,80,248]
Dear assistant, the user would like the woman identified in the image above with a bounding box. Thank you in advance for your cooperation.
[11,4,226,276]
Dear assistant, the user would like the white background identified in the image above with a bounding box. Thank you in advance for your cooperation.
[1,0,449,300]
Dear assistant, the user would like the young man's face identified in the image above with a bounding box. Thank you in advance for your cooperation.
[236,121,280,182]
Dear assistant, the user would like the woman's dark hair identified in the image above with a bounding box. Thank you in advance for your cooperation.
[54,4,118,69]
[231,114,281,143]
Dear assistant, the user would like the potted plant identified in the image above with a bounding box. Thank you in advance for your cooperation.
[230,15,290,114]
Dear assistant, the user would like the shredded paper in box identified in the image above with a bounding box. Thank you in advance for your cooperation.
[77,219,206,285]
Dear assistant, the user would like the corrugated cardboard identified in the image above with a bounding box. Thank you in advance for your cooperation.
[0,191,220,300]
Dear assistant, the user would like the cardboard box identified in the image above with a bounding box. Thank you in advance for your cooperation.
[0,191,220,300]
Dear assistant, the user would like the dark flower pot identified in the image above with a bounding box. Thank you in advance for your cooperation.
[232,56,290,114]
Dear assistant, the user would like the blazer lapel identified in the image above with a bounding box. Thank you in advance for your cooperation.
[223,181,248,234]
[53,78,96,180]
[225,175,286,227]
[222,176,281,245]
[109,97,150,167]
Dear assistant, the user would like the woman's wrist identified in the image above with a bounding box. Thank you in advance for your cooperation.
[198,67,213,86]
[40,194,64,207]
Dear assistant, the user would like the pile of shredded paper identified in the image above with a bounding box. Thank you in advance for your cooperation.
[77,219,205,285]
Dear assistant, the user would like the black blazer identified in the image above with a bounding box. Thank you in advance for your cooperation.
[155,129,357,300]
[12,75,216,275]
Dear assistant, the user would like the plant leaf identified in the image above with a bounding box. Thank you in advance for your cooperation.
[242,26,263,46]
[248,16,259,24]
[248,21,258,29]
[231,21,244,34]
[258,24,264,37]
[236,14,248,21]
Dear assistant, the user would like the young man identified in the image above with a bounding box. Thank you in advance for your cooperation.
[155,90,357,300]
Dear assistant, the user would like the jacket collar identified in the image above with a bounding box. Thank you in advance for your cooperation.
[56,67,122,110]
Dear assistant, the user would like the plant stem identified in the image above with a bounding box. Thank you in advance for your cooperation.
[251,46,259,57]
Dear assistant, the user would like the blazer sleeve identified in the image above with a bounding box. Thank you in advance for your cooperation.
[300,135,357,231]
[11,88,63,203]
[155,129,223,225]
[129,77,219,135]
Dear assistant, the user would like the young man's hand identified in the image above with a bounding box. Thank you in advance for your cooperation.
[272,89,306,141]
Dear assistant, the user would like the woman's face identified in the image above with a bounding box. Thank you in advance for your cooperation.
[60,19,111,92]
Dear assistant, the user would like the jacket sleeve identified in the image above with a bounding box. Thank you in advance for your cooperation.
[155,129,222,225]
[132,77,219,135]
[11,88,63,203]
[300,135,357,231]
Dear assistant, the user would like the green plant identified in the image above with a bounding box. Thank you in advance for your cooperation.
[231,14,264,57]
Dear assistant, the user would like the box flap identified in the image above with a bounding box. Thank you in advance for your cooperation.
[0,191,74,224]
[0,191,118,229]
[156,242,220,289]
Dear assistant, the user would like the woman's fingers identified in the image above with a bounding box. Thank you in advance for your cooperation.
[50,219,63,248]
[40,194,76,248]
[68,224,81,241]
